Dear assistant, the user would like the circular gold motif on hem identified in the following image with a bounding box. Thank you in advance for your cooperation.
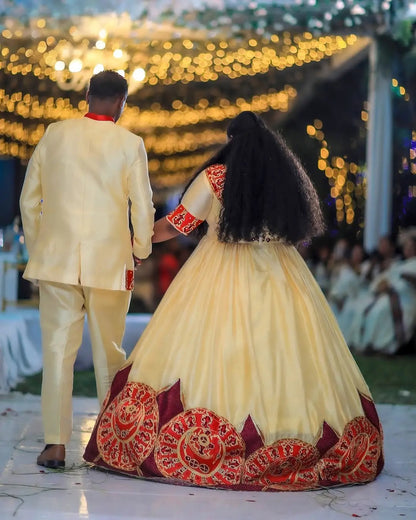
[154,408,244,486]
[317,416,381,484]
[96,382,159,472]
[243,438,320,490]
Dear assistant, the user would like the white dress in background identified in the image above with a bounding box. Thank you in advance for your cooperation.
[349,257,416,355]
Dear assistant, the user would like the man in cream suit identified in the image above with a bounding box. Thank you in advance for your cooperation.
[20,71,155,468]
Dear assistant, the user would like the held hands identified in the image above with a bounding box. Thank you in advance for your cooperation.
[131,234,142,268]
[133,255,142,267]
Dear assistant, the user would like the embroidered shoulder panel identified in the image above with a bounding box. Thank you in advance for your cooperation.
[206,164,226,201]
[166,204,203,235]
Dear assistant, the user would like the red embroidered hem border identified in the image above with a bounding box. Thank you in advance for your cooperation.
[84,367,384,491]
[166,204,203,235]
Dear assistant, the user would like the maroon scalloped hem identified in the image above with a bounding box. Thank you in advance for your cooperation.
[83,372,384,491]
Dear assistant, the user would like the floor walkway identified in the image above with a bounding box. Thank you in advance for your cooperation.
[0,393,415,519]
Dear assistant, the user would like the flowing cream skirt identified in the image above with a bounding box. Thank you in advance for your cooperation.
[84,236,383,491]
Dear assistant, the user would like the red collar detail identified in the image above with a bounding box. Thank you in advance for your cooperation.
[84,113,115,123]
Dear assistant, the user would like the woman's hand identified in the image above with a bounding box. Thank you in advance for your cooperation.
[152,217,180,243]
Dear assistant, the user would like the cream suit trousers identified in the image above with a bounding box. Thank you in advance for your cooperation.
[38,281,131,444]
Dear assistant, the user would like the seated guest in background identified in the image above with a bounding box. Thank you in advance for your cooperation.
[327,237,351,287]
[311,239,332,295]
[328,243,370,345]
[349,235,416,355]
[365,235,398,282]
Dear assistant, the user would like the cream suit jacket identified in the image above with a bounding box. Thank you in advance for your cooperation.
[20,117,155,291]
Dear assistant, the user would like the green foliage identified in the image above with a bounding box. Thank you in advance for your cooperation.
[13,370,97,398]
[393,19,415,48]
[353,354,416,405]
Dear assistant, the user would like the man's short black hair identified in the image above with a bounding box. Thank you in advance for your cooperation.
[88,70,128,99]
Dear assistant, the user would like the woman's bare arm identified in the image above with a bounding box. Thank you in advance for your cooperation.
[152,217,180,243]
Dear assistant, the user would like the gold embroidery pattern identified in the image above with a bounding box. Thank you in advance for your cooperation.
[96,382,159,471]
[166,204,203,235]
[154,408,245,486]
[243,438,320,490]
[317,416,382,484]
[206,164,226,201]
[101,389,110,411]
[88,376,383,490]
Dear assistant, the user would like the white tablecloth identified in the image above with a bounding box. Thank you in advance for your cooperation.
[0,251,18,305]
[0,311,43,393]
[0,309,151,392]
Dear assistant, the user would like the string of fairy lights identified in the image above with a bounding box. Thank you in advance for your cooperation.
[0,28,358,89]
[0,0,414,226]
[2,61,413,215]
[0,84,297,162]
[363,77,416,211]
[307,119,365,226]
[305,76,413,226]
[0,22,356,175]
[0,27,360,185]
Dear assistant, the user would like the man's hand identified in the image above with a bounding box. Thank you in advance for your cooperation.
[133,255,142,268]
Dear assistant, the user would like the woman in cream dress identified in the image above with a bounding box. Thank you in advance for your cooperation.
[84,112,383,491]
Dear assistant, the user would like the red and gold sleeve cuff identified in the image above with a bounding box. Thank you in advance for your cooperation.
[166,204,204,235]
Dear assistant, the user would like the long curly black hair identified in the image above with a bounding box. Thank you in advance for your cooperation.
[182,111,324,244]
